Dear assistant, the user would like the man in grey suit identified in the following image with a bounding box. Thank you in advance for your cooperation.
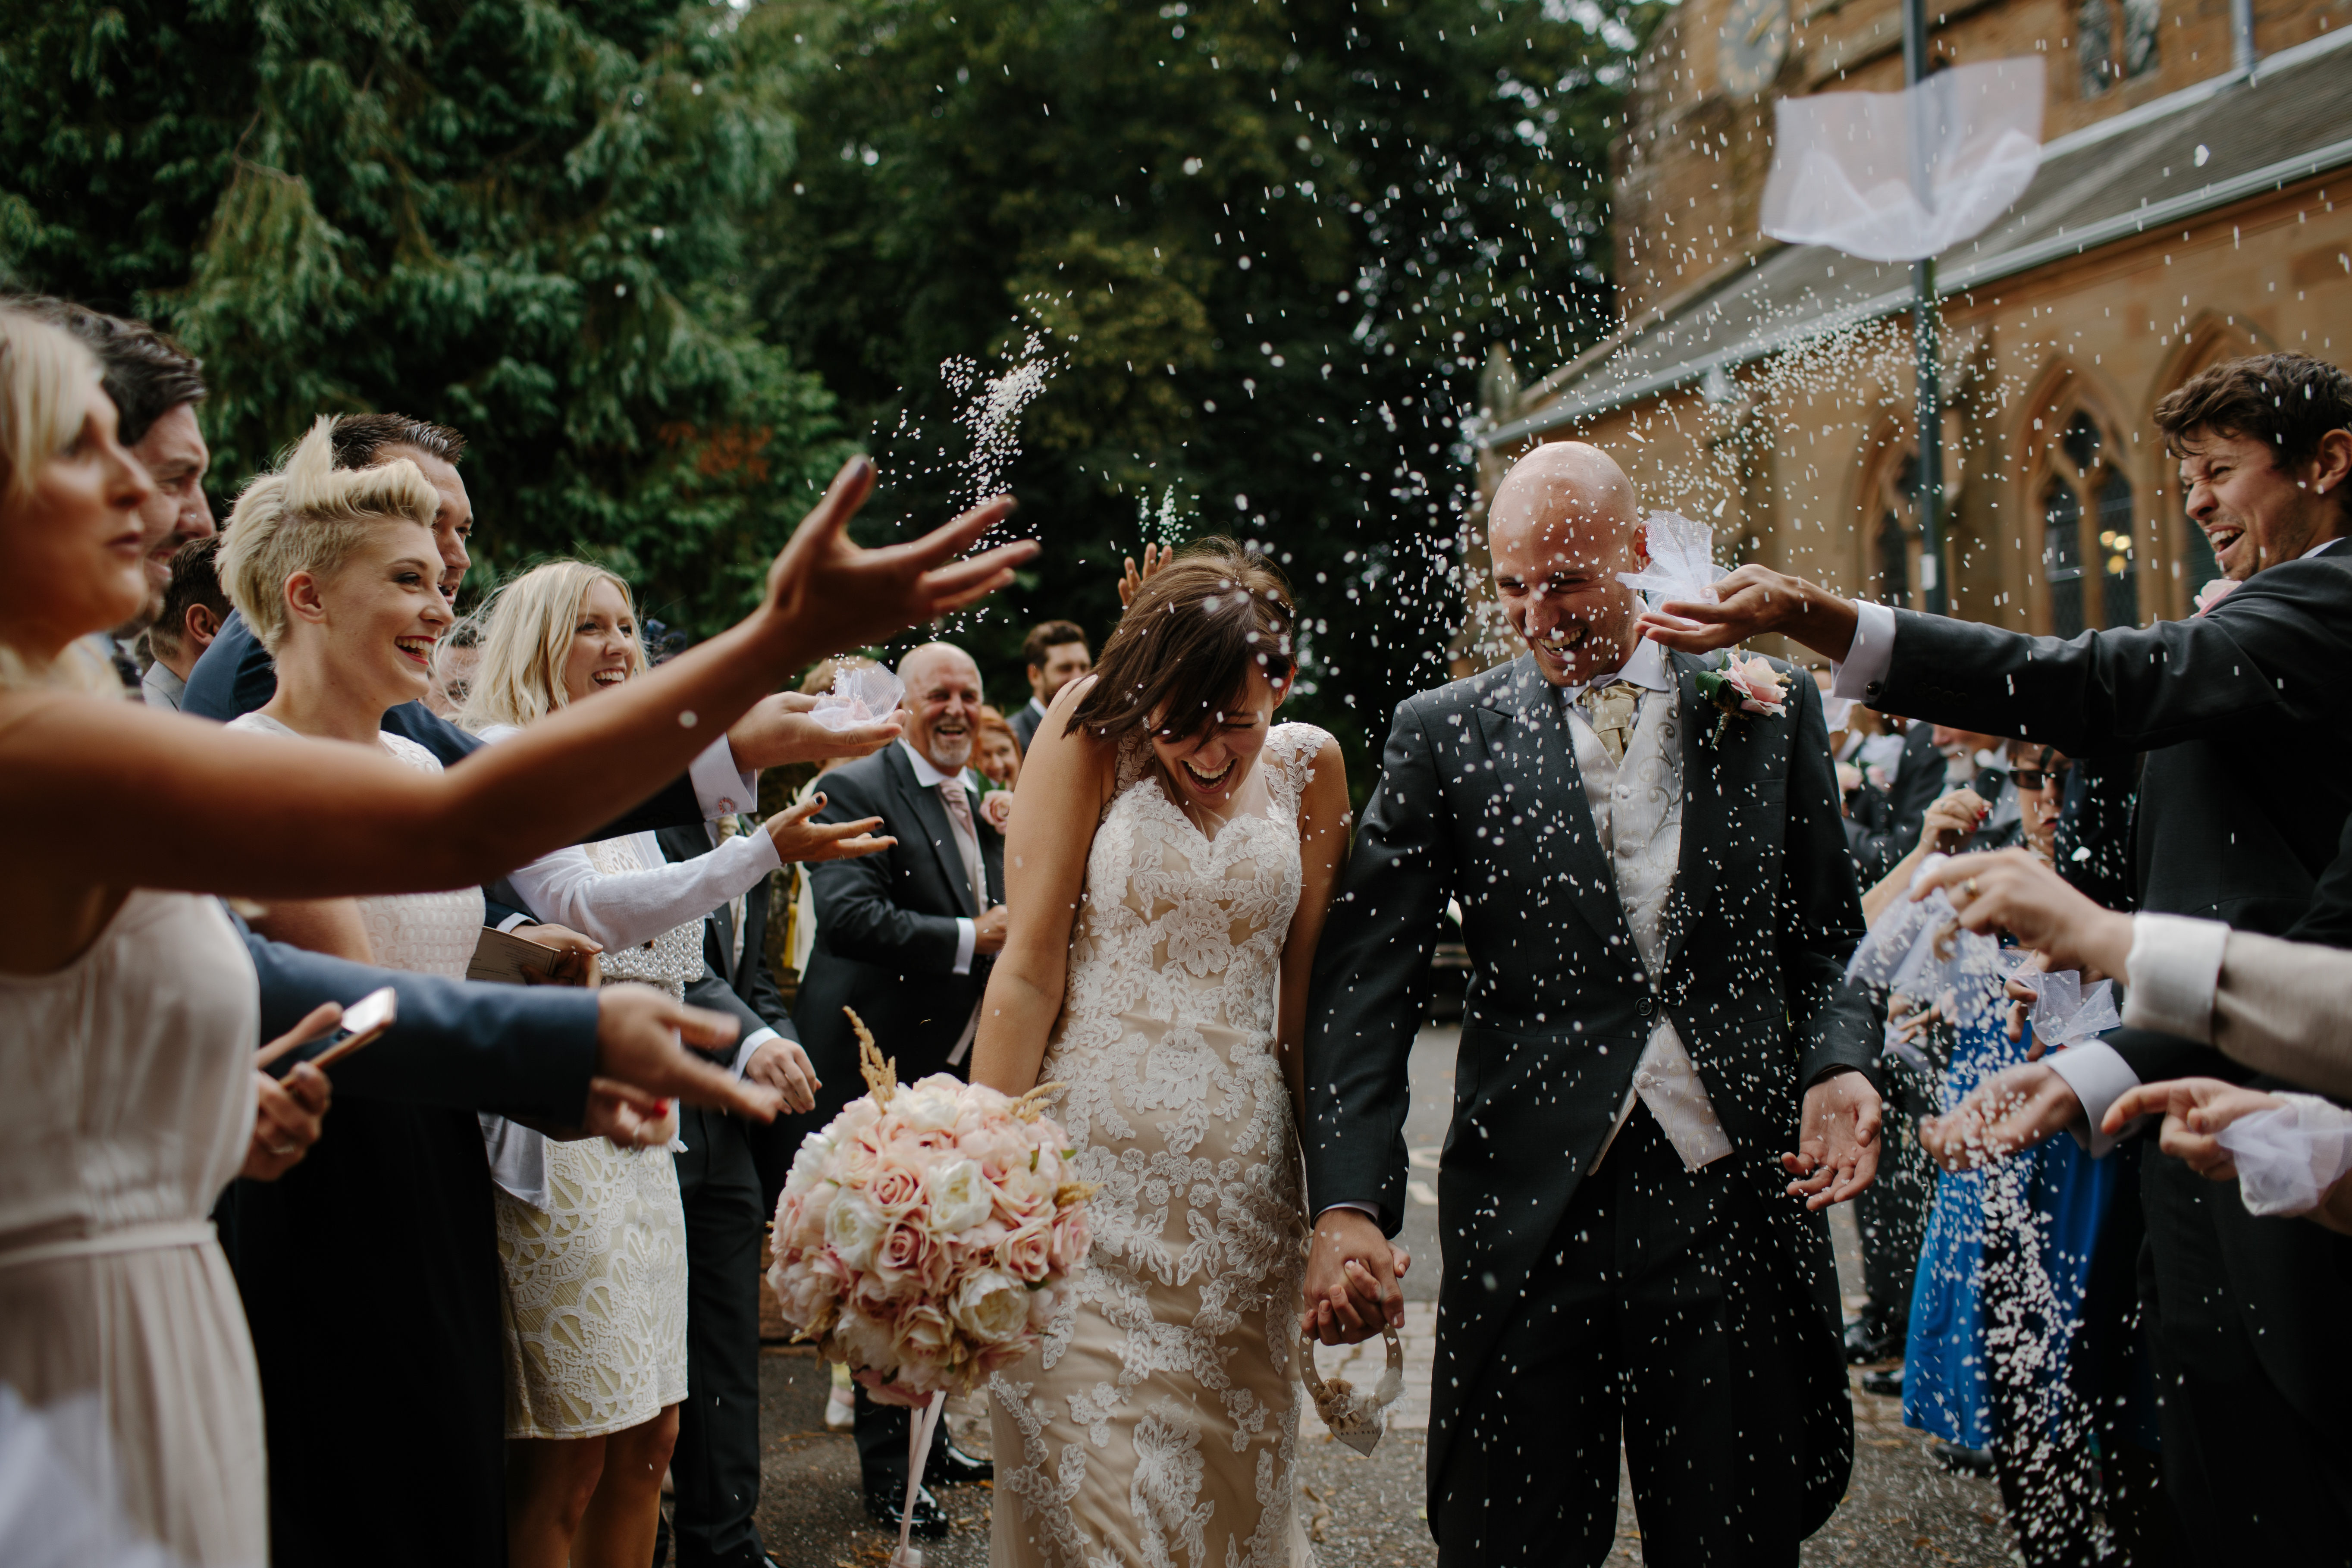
[1302,442,1882,1567]
[794,640,1004,1530]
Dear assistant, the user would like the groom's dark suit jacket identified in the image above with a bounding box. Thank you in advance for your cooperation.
[1305,651,1876,1530]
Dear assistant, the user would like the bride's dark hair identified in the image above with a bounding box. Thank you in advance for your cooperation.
[1066,538,1297,743]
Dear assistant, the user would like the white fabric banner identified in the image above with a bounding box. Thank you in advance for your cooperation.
[1760,59,2045,263]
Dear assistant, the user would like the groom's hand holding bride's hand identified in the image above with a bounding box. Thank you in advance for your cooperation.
[1782,1069,1883,1209]
[1304,1209,1410,1346]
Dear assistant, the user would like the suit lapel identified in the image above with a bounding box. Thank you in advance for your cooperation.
[891,747,979,918]
[1477,657,1637,956]
[1660,651,1723,976]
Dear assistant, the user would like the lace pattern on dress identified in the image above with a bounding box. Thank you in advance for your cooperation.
[495,831,694,1438]
[989,721,1328,1568]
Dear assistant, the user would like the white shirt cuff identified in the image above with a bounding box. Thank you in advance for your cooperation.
[495,912,535,935]
[688,735,758,820]
[730,1027,780,1079]
[952,917,976,976]
[2045,1040,2143,1157]
[1829,600,1898,701]
[2122,913,2230,1045]
[1317,1202,1381,1221]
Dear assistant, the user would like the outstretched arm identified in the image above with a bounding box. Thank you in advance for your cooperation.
[1300,702,1453,1344]
[0,458,1033,906]
[971,677,1114,1095]
[1276,736,1352,1130]
[1772,671,1885,1207]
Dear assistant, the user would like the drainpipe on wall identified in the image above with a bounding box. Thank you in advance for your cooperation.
[2233,0,2258,77]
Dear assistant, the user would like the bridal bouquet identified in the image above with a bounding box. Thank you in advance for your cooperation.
[766,1011,1093,1401]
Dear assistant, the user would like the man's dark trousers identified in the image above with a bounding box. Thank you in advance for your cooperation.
[1433,1108,1803,1568]
[671,1103,768,1566]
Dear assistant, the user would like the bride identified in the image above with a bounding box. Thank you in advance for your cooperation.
[972,540,1361,1568]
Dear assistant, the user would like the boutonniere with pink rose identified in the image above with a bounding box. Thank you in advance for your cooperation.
[2192,577,2238,616]
[1693,652,1791,739]
[979,787,1014,834]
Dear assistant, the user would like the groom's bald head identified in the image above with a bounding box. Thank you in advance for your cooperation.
[1487,442,1647,688]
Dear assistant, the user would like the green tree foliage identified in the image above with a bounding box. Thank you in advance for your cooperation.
[758,0,1654,757]
[0,0,847,633]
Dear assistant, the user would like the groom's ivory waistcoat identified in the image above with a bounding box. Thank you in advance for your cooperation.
[1563,680,1734,1171]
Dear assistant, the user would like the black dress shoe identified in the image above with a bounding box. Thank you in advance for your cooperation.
[1931,1439,1997,1477]
[863,1480,949,1538]
[924,1436,995,1487]
[1859,1361,1904,1398]
[1843,1311,1903,1364]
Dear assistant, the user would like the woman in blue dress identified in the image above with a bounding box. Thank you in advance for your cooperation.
[1891,746,2126,1567]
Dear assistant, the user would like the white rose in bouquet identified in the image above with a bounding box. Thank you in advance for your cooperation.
[825,1189,889,1270]
[926,1158,993,1236]
[952,1270,1033,1345]
[900,1076,963,1133]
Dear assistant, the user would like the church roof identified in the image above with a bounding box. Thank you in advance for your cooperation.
[1480,27,2352,447]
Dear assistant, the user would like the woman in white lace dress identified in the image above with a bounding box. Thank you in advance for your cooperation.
[972,543,1355,1568]
[462,561,887,1568]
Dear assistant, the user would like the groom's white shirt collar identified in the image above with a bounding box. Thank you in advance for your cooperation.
[1551,634,1671,704]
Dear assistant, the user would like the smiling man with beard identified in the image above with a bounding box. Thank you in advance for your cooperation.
[1639,351,2352,1559]
[790,639,1002,1531]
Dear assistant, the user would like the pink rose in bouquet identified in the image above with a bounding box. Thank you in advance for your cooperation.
[998,1219,1056,1284]
[765,1010,1096,1403]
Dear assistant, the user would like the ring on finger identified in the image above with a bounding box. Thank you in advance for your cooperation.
[1961,877,1980,900]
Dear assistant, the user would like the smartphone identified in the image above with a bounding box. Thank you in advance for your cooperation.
[259,986,398,1076]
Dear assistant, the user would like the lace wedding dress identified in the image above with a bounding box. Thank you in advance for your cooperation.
[492,831,695,1439]
[990,722,1328,1568]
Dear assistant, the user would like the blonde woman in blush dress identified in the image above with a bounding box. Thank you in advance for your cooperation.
[462,562,889,1568]
[971,543,1367,1568]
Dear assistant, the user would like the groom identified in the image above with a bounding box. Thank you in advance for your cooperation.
[1303,441,1882,1566]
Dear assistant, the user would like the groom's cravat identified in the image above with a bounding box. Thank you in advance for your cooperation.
[1579,679,1643,766]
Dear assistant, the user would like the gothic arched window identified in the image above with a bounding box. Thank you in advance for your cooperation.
[2097,467,2138,629]
[2045,479,2086,637]
[2035,406,2141,633]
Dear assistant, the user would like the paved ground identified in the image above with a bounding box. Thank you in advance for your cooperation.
[734,1025,2021,1567]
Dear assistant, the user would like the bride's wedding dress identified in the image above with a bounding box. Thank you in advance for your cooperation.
[990,721,1329,1568]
